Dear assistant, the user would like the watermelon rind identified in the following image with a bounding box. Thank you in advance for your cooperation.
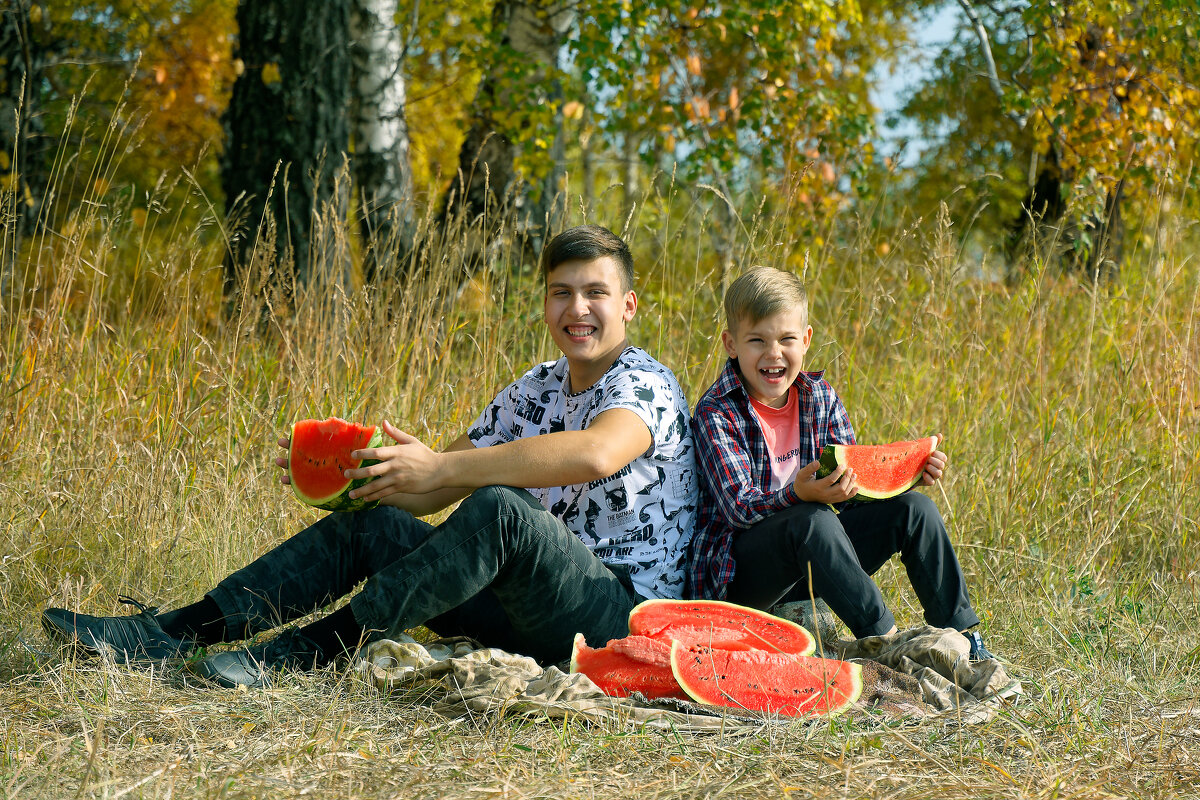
[289,420,387,513]
[669,640,863,717]
[629,599,816,657]
[816,436,938,501]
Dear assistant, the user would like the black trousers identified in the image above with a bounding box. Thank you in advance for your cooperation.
[206,486,640,663]
[725,492,979,638]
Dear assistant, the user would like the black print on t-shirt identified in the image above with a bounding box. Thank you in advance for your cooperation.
[604,483,628,512]
[584,497,601,539]
[635,466,666,497]
[514,398,546,425]
[639,497,686,525]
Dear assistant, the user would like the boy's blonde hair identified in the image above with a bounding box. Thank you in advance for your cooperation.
[724,266,808,332]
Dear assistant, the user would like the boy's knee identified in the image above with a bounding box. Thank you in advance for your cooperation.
[894,491,940,522]
[778,503,846,548]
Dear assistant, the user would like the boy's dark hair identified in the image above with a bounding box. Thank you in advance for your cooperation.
[724,266,808,332]
[540,225,634,291]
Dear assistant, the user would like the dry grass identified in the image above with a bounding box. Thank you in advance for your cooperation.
[2,147,1200,797]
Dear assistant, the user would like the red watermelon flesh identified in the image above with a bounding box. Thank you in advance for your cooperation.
[289,417,385,512]
[670,641,863,717]
[629,599,816,656]
[570,634,690,700]
[817,436,938,501]
[608,634,672,667]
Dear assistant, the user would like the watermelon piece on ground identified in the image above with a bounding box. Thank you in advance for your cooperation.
[669,641,863,717]
[816,436,938,501]
[629,599,816,656]
[289,417,386,512]
[570,634,689,700]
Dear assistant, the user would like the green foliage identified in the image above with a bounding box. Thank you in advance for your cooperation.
[901,0,1200,251]
[21,0,234,225]
[570,0,904,191]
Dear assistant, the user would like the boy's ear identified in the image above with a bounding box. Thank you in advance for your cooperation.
[623,289,637,322]
[721,329,738,359]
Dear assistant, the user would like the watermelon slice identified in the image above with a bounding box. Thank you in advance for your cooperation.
[670,641,863,717]
[629,599,816,656]
[816,436,938,501]
[288,417,386,512]
[570,634,690,700]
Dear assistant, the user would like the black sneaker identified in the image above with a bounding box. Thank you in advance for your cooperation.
[41,596,195,664]
[189,629,327,689]
[963,630,996,663]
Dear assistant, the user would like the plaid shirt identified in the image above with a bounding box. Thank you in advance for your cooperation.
[685,359,856,600]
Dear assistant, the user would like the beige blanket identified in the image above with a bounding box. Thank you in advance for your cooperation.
[355,626,1021,732]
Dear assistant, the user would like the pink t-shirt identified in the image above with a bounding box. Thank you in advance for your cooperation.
[748,385,803,491]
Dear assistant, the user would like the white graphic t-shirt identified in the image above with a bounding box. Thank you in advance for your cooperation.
[467,346,698,600]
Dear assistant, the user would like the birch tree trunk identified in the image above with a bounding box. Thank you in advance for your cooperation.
[349,0,415,284]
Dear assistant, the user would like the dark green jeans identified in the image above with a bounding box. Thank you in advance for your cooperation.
[207,486,641,663]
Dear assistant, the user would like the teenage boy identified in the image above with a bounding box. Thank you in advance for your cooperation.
[687,266,994,660]
[43,225,699,687]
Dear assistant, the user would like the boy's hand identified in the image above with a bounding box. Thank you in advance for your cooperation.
[344,420,445,501]
[793,460,859,504]
[920,434,947,486]
[276,436,292,485]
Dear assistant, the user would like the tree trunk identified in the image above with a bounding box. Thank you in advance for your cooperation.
[438,0,574,273]
[0,0,51,296]
[1005,143,1066,280]
[222,0,352,299]
[621,131,638,221]
[1080,179,1123,281]
[349,0,415,284]
[523,98,566,255]
[578,108,594,214]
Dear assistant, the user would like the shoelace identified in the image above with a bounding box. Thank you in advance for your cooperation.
[116,595,160,617]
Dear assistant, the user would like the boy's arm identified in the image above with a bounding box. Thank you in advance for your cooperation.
[345,411,652,503]
[694,404,800,529]
[276,432,478,517]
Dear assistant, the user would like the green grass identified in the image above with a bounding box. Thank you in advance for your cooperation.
[2,162,1199,798]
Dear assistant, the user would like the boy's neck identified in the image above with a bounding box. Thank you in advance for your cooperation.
[566,338,630,393]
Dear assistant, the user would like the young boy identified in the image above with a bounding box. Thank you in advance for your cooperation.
[686,266,994,660]
[42,225,699,686]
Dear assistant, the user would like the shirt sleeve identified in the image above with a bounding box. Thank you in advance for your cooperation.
[694,402,800,530]
[591,367,677,447]
[467,381,521,448]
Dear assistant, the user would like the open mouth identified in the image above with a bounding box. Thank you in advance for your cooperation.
[565,325,596,339]
[760,366,787,379]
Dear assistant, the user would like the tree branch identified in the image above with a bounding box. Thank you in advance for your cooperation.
[956,0,1027,129]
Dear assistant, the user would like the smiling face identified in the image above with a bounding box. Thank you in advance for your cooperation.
[544,256,637,392]
[722,308,813,408]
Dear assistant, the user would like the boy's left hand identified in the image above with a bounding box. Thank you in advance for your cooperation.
[920,434,947,486]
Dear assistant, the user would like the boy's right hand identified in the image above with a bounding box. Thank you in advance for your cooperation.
[792,460,858,504]
[276,436,291,485]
